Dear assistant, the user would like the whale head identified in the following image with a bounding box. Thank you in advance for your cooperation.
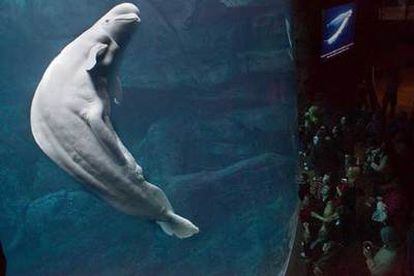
[84,3,140,72]
[95,3,140,46]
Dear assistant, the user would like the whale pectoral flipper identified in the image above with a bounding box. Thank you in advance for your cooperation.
[85,110,128,165]
[85,43,108,71]
[109,75,123,105]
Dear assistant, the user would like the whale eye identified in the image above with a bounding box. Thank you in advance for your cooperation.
[105,19,110,23]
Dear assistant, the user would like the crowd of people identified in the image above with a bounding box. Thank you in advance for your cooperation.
[297,103,414,275]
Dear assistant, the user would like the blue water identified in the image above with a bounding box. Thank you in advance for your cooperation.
[0,0,297,275]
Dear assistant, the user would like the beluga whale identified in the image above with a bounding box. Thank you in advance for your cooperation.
[30,3,199,239]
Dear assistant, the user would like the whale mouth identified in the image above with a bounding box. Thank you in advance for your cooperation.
[114,13,140,23]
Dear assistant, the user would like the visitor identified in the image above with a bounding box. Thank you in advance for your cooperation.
[297,99,414,275]
[363,226,403,276]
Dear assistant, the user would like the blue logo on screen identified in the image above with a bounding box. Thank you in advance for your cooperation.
[321,3,356,59]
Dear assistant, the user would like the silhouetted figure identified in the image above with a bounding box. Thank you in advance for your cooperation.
[358,65,380,112]
[383,69,400,119]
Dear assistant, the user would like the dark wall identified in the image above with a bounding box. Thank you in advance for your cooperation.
[293,0,377,112]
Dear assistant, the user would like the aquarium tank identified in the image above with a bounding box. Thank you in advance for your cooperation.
[0,0,297,275]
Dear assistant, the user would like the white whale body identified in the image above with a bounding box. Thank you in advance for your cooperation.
[30,3,199,239]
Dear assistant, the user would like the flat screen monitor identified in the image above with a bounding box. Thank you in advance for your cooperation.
[321,2,356,60]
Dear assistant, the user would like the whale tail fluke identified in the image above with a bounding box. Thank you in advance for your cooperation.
[157,212,199,239]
